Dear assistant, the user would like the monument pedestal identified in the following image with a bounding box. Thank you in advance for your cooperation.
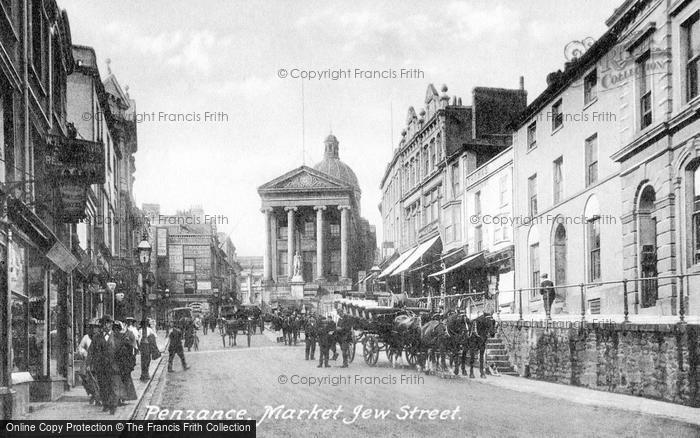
[290,276,305,299]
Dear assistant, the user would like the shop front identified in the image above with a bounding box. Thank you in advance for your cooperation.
[5,198,79,416]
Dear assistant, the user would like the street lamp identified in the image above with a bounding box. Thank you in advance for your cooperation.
[137,235,153,379]
[138,238,152,266]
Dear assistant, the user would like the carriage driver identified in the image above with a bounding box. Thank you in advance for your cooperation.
[335,309,353,368]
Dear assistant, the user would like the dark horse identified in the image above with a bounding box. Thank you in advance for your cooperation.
[443,312,471,376]
[465,313,497,378]
[282,314,301,346]
[418,318,449,373]
[222,313,248,347]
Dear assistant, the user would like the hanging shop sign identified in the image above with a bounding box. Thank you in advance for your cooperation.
[46,240,80,273]
[45,135,105,185]
[56,182,88,223]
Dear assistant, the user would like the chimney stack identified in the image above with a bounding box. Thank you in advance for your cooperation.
[519,76,525,91]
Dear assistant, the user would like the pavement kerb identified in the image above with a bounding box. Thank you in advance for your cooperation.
[129,338,170,420]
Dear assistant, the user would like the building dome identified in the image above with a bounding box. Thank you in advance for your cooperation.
[313,134,360,190]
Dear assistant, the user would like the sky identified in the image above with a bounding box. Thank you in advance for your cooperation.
[59,0,615,256]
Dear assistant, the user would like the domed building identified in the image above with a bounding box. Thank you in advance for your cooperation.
[258,134,376,300]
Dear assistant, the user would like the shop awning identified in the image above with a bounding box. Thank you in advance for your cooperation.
[390,235,441,277]
[377,247,418,279]
[428,251,485,278]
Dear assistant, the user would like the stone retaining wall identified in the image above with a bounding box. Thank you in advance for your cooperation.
[498,321,700,407]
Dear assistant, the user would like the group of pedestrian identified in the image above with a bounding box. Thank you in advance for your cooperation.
[299,309,353,369]
[200,313,218,335]
[75,315,159,415]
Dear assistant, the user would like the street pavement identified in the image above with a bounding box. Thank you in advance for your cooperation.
[142,327,700,438]
[23,330,168,420]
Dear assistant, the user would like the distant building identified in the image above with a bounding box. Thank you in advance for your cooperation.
[258,134,377,302]
[143,204,238,316]
[238,256,264,304]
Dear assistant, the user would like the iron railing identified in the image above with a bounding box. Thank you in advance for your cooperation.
[406,272,700,324]
[495,272,700,323]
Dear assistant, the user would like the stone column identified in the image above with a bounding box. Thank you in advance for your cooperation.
[339,205,351,280]
[314,206,326,280]
[285,207,297,279]
[262,208,272,282]
[270,214,278,281]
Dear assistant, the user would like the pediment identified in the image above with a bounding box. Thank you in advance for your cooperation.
[258,166,350,192]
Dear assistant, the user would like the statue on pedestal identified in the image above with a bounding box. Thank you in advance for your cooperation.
[292,251,304,282]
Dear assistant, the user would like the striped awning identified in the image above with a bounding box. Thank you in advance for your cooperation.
[428,251,485,277]
[390,235,441,277]
[377,247,418,279]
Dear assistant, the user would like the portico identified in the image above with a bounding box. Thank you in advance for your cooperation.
[258,135,376,299]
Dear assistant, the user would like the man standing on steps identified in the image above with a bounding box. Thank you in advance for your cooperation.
[168,318,190,373]
[540,273,556,320]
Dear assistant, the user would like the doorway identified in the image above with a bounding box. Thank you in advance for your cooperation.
[302,251,316,282]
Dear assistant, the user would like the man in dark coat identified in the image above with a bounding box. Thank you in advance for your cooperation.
[168,319,190,372]
[316,316,335,368]
[540,273,556,319]
[183,318,196,351]
[90,315,120,414]
[304,315,317,361]
[335,309,353,368]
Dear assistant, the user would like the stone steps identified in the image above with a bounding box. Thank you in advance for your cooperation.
[486,337,518,376]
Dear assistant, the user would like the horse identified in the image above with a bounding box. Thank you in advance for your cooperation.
[290,314,302,345]
[418,318,450,374]
[281,314,294,345]
[390,313,422,368]
[222,313,247,347]
[443,312,472,376]
[465,313,497,378]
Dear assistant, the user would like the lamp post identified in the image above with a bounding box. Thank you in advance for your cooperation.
[137,236,152,337]
[162,288,170,329]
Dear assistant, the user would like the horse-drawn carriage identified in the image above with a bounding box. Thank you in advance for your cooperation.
[219,304,261,347]
[352,305,423,367]
[340,298,498,377]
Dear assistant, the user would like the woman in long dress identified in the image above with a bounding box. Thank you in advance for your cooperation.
[113,321,137,402]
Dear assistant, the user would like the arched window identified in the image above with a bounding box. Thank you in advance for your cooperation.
[585,196,601,282]
[638,185,657,308]
[553,223,567,288]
